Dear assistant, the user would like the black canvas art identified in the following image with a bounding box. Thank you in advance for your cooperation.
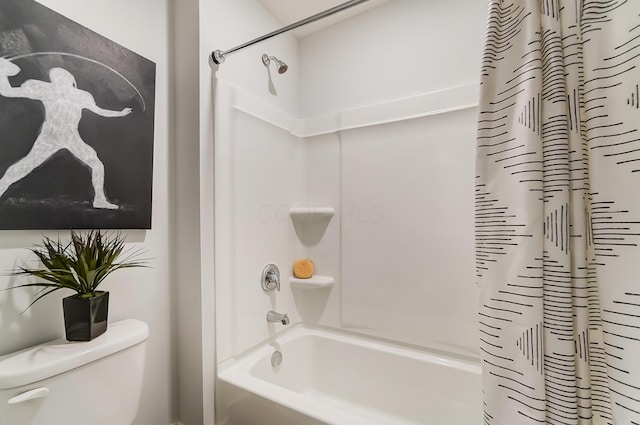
[0,0,155,229]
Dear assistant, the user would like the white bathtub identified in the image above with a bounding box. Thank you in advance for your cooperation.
[216,325,482,425]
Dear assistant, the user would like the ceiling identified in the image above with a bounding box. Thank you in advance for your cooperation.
[257,0,393,38]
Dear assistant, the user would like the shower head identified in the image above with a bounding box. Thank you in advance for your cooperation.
[262,54,288,74]
[276,61,288,74]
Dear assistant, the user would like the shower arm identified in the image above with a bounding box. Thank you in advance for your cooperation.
[211,0,371,65]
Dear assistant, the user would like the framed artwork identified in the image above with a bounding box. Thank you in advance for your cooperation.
[0,0,156,229]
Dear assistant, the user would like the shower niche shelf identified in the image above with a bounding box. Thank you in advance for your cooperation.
[289,206,334,246]
[289,275,334,290]
[289,206,334,221]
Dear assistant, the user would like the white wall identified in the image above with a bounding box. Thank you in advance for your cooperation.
[173,1,205,425]
[0,1,176,424]
[197,1,300,424]
[295,0,488,357]
[210,0,490,422]
[205,0,299,115]
[215,99,305,361]
[212,0,489,365]
[339,110,478,356]
[299,0,488,117]
[202,0,300,363]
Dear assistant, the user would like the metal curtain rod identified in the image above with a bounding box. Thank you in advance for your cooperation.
[211,0,371,65]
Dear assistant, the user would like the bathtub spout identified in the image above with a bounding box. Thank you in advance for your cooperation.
[267,311,290,325]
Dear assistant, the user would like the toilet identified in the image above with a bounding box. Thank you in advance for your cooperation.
[0,319,148,425]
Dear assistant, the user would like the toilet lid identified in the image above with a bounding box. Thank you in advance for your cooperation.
[0,319,148,389]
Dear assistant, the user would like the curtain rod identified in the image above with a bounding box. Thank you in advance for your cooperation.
[211,0,371,65]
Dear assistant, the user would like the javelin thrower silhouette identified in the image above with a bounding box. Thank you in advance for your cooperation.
[0,57,133,209]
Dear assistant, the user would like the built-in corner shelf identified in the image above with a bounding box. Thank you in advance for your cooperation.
[289,206,335,221]
[289,275,335,290]
[289,206,335,246]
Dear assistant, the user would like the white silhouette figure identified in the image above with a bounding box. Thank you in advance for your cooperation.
[0,58,132,209]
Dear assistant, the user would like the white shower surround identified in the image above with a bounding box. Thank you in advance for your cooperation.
[217,324,482,425]
[212,1,489,423]
[214,79,480,361]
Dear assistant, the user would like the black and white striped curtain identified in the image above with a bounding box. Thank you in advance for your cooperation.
[476,1,640,423]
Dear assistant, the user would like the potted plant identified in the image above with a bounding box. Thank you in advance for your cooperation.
[6,229,147,341]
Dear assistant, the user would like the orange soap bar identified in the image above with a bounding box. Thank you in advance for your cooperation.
[293,259,314,279]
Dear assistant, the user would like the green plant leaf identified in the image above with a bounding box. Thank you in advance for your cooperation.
[6,229,149,309]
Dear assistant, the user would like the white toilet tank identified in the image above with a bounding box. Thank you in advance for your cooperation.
[0,319,148,425]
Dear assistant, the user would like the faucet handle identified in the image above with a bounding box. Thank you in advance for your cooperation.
[261,264,280,292]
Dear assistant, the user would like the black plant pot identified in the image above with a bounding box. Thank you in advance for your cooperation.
[62,291,109,341]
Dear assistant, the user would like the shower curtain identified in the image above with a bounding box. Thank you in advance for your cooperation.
[476,1,640,424]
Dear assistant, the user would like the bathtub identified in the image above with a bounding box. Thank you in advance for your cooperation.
[216,324,482,425]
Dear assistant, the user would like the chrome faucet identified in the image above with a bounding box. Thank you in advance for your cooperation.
[266,310,290,325]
